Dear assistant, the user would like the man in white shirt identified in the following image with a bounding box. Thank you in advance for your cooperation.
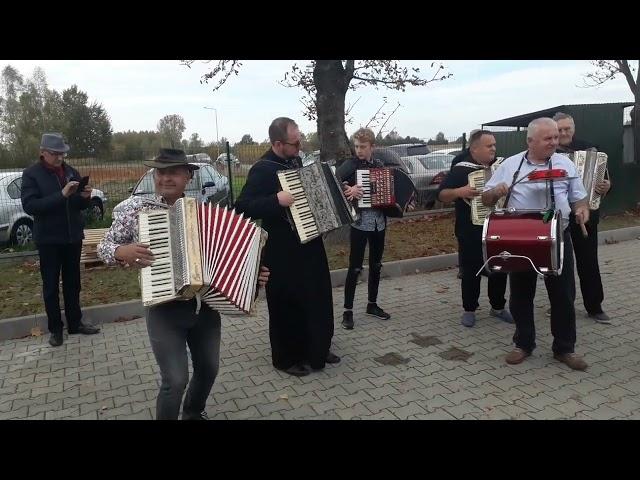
[482,118,590,371]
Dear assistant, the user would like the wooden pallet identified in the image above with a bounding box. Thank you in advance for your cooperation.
[81,228,109,266]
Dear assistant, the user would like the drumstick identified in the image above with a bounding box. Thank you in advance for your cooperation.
[580,223,588,237]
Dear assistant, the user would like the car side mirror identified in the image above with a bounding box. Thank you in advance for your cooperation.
[202,181,215,194]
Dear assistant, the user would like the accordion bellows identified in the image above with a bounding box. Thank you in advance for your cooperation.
[138,197,267,314]
[277,162,357,244]
[566,150,608,210]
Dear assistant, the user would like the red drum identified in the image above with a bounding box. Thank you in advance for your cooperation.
[481,209,564,276]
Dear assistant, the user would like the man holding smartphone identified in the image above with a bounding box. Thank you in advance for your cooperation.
[21,133,101,347]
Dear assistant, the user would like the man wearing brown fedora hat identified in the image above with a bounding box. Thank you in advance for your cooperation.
[21,133,101,347]
[98,147,270,420]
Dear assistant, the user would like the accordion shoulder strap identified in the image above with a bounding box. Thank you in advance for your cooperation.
[454,161,483,170]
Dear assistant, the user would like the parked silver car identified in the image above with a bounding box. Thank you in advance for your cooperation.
[130,162,230,206]
[397,155,452,208]
[0,171,108,246]
[215,153,240,167]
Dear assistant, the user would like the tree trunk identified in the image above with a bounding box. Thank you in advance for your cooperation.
[633,98,639,165]
[313,60,353,166]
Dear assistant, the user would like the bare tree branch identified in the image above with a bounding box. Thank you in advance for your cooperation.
[180,60,243,93]
[616,60,639,96]
[377,102,401,137]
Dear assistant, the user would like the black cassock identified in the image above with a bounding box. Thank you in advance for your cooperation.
[235,150,334,370]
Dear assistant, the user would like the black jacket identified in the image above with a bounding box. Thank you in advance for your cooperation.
[557,138,598,153]
[21,161,90,245]
[234,150,330,281]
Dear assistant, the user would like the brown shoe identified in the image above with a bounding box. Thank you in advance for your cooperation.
[505,348,530,365]
[554,353,588,371]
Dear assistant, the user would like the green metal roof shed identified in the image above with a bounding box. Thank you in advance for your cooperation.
[482,103,638,215]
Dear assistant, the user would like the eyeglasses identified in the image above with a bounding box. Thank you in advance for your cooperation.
[45,150,66,157]
[281,140,301,148]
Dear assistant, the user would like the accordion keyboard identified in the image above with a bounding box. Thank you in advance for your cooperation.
[357,170,372,208]
[139,210,178,305]
[278,169,318,243]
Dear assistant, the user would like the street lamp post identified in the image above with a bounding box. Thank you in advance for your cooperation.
[203,106,219,157]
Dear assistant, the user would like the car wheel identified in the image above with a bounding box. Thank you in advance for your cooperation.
[10,219,33,247]
[87,198,104,220]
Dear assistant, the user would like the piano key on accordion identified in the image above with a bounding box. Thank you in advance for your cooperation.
[356,168,396,208]
[567,150,608,210]
[139,199,203,306]
[277,162,357,244]
[138,197,267,314]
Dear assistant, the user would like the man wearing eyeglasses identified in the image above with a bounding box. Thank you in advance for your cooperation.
[552,112,611,325]
[236,117,339,377]
[21,133,101,347]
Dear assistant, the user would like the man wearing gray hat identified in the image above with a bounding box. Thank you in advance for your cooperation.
[21,133,101,347]
[98,148,270,420]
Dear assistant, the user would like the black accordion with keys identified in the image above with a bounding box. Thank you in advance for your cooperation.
[277,162,357,244]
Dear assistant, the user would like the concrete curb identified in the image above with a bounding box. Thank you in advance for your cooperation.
[1,226,639,342]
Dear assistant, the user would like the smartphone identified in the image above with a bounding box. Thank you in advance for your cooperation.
[77,175,90,191]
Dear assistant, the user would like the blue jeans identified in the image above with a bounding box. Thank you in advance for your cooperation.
[146,299,221,420]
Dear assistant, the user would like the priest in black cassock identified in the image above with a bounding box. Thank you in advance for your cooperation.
[235,117,340,377]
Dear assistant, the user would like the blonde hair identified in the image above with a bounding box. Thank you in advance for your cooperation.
[352,128,376,145]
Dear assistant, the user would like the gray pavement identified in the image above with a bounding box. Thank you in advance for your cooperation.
[1,238,639,420]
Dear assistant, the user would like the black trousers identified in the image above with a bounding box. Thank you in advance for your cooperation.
[344,227,386,309]
[146,300,221,420]
[458,234,507,312]
[509,229,576,355]
[569,212,604,315]
[37,242,83,334]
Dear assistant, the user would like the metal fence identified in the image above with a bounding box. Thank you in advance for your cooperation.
[0,136,468,249]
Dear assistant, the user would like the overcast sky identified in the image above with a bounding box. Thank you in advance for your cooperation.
[1,60,635,144]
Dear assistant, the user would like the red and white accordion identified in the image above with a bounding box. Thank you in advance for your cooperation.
[356,167,417,217]
[138,197,267,314]
[356,168,395,208]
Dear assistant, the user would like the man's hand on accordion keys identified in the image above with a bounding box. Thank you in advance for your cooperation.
[594,179,611,196]
[342,183,364,201]
[114,243,155,268]
[258,266,270,288]
[277,190,295,207]
[457,184,481,200]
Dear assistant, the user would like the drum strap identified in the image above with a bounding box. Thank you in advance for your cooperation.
[544,158,556,222]
[504,153,555,215]
[503,154,526,208]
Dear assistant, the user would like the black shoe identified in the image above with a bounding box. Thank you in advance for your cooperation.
[326,351,341,364]
[276,364,311,377]
[49,332,63,347]
[68,323,101,335]
[366,303,391,320]
[588,312,612,324]
[182,410,209,420]
[342,311,354,330]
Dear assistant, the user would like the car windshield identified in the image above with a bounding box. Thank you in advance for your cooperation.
[133,169,199,195]
[418,157,448,170]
